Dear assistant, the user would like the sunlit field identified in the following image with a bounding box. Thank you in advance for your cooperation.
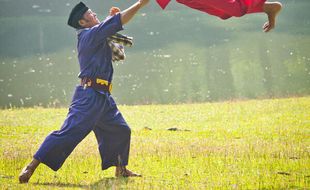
[0,97,309,189]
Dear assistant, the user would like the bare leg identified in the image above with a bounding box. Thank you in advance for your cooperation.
[262,2,282,32]
[115,166,142,177]
[18,158,40,183]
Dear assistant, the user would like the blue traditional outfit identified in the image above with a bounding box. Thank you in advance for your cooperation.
[34,3,132,171]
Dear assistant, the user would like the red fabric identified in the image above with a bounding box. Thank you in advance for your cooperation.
[156,0,172,9]
[157,0,266,20]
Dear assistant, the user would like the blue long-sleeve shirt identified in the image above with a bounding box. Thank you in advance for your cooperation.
[76,14,123,83]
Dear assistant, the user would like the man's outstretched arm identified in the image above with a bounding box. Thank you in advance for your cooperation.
[121,0,150,25]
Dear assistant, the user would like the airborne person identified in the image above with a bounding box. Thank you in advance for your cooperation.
[19,0,150,183]
[156,0,282,32]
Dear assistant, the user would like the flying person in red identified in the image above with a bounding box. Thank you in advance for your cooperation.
[156,0,282,32]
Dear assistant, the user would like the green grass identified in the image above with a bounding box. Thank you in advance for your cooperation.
[0,97,309,189]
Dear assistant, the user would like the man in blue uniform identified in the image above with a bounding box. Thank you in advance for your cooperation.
[19,0,149,183]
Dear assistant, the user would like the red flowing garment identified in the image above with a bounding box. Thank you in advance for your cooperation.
[156,0,266,19]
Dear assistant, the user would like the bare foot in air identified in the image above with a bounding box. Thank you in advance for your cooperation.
[263,2,282,32]
[115,166,142,177]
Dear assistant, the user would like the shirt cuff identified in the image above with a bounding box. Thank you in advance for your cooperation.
[115,13,124,32]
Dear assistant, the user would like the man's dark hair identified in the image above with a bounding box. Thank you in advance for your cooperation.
[67,2,89,29]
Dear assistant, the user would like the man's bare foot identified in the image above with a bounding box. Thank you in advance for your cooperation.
[18,166,35,183]
[115,166,142,177]
[263,2,282,32]
[18,159,40,183]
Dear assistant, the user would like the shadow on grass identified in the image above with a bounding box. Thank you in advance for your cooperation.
[33,177,130,189]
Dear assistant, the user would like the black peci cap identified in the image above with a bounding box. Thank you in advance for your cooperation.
[67,2,89,29]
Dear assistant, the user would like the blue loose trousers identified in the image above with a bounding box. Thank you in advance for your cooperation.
[34,86,131,171]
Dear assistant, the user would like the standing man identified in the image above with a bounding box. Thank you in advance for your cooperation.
[19,0,149,183]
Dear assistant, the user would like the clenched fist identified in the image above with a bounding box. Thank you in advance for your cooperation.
[110,7,121,16]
